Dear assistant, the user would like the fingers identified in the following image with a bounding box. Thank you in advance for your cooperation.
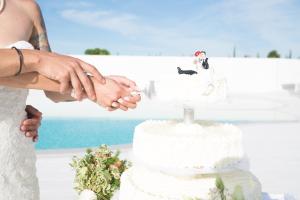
[25,131,39,142]
[21,118,41,131]
[24,131,38,138]
[124,94,141,103]
[25,105,42,117]
[69,70,83,100]
[33,135,39,142]
[21,125,39,131]
[106,107,118,112]
[119,104,128,111]
[22,118,41,126]
[60,80,72,95]
[115,94,141,111]
[117,98,137,109]
[118,76,137,88]
[74,67,96,101]
[106,104,128,112]
[80,61,106,84]
[109,75,139,91]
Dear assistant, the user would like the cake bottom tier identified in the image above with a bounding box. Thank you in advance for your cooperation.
[119,166,262,200]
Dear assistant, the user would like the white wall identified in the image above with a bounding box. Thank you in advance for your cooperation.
[27,56,300,121]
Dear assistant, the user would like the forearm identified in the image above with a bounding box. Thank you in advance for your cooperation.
[44,91,76,102]
[0,73,76,102]
[0,72,76,102]
[0,49,38,77]
[0,72,60,91]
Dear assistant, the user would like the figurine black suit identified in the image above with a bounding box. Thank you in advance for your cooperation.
[177,67,198,75]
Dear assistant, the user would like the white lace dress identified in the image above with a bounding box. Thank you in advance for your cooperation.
[0,41,39,200]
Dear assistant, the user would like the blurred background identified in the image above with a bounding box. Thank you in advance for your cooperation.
[37,0,300,57]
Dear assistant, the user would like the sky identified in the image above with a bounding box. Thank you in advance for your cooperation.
[37,0,300,57]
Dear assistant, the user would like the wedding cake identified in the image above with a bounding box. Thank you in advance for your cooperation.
[119,51,262,200]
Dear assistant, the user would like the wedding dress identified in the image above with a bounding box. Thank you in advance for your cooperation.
[0,41,39,200]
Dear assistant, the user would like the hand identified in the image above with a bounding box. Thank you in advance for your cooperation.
[107,75,139,91]
[107,75,141,110]
[20,105,42,142]
[24,50,106,101]
[91,77,140,111]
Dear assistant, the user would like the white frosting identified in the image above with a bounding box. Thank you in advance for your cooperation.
[133,120,245,171]
[153,68,227,107]
[119,167,262,200]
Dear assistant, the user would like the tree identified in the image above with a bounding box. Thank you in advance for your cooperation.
[84,48,111,55]
[267,50,280,58]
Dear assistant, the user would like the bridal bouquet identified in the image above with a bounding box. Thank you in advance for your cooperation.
[70,145,129,200]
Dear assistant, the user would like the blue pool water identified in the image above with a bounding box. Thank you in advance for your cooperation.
[35,118,143,150]
[35,118,268,150]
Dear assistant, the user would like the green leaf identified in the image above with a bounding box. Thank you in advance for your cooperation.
[232,185,245,200]
[215,176,225,193]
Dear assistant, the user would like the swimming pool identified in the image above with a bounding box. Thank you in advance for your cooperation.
[35,118,143,150]
[35,118,281,150]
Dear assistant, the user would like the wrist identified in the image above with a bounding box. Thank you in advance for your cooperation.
[22,50,41,73]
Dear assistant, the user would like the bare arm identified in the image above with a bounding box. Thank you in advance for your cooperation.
[0,72,60,92]
[0,49,37,77]
[0,71,76,102]
[0,48,76,102]
[28,2,74,102]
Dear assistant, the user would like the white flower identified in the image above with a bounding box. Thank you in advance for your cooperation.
[78,189,97,200]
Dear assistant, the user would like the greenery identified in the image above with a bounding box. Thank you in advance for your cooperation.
[267,50,280,58]
[185,176,245,200]
[70,145,129,200]
[215,176,226,199]
[85,48,111,55]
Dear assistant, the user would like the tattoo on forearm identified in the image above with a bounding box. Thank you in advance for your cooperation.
[29,6,52,52]
[30,32,51,52]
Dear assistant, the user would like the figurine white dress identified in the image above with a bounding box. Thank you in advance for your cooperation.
[0,41,39,200]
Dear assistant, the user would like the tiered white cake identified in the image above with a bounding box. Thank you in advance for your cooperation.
[119,51,262,200]
[119,121,262,200]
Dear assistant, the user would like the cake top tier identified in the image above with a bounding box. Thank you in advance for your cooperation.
[133,120,247,175]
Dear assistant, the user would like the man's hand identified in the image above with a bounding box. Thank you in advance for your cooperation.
[23,50,106,101]
[20,105,42,142]
[92,76,141,111]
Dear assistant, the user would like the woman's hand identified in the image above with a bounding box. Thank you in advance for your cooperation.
[91,77,141,111]
[107,75,139,91]
[23,50,106,101]
[20,105,42,142]
[107,75,141,110]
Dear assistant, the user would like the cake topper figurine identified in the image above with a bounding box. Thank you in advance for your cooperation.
[177,67,198,75]
[194,50,209,70]
[177,50,209,75]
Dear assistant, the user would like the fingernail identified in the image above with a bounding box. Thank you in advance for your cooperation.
[124,96,130,101]
[21,126,25,131]
[131,91,139,96]
[112,102,119,107]
[25,132,31,137]
[71,92,76,99]
[118,99,124,103]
